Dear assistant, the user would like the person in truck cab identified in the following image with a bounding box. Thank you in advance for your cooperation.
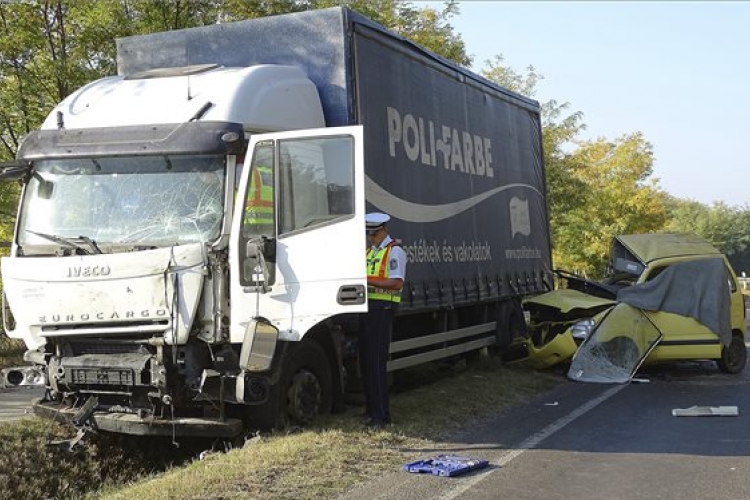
[360,212,407,428]
[243,163,274,236]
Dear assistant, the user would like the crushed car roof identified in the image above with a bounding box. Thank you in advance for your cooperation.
[615,233,721,265]
[525,289,615,314]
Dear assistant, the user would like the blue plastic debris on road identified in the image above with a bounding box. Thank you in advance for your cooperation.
[402,455,489,477]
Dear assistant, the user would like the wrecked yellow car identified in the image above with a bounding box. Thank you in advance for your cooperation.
[525,234,747,381]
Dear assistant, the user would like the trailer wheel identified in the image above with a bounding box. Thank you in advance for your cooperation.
[717,334,747,374]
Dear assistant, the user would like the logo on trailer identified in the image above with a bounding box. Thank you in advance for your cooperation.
[510,197,531,237]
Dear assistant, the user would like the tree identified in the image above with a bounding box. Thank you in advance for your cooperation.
[558,133,668,276]
[0,0,226,238]
[665,198,750,274]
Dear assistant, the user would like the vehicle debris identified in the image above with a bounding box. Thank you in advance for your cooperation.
[402,455,490,477]
[672,405,739,417]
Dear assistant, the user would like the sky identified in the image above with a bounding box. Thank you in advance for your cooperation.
[421,1,749,207]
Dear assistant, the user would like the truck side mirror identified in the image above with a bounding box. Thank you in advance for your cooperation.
[36,178,54,199]
[238,316,279,372]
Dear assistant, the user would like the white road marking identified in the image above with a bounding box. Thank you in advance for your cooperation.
[439,384,627,500]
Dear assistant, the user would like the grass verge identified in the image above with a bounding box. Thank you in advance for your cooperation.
[0,418,199,500]
[96,357,561,500]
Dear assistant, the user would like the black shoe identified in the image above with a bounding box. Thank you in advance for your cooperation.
[365,418,391,429]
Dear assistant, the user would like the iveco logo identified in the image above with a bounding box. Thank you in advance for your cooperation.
[66,265,111,278]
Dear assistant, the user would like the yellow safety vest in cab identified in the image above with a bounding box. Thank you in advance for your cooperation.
[244,165,274,229]
[366,241,402,303]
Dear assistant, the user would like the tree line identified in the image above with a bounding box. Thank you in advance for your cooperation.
[0,0,747,276]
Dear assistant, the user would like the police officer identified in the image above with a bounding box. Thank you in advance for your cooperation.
[360,212,407,428]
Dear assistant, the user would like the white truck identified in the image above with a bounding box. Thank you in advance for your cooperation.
[0,8,552,437]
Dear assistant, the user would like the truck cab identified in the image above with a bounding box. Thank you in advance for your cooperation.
[1,63,368,436]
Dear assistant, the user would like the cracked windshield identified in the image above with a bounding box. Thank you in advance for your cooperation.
[18,154,225,248]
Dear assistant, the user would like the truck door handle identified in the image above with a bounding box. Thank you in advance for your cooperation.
[337,285,366,305]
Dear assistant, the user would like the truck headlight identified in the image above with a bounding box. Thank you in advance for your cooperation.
[570,319,595,341]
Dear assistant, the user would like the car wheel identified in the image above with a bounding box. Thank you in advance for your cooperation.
[717,334,747,374]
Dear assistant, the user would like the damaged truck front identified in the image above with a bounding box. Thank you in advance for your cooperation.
[2,118,293,436]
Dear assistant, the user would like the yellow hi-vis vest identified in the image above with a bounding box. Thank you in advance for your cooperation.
[366,241,402,303]
[244,166,274,227]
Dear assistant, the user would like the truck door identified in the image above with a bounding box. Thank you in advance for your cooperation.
[229,126,367,343]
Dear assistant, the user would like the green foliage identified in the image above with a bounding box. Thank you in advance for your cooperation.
[556,133,668,276]
[219,0,310,20]
[0,333,24,368]
[481,54,542,97]
[665,198,750,274]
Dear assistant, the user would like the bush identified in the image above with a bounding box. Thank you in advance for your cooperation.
[0,333,25,369]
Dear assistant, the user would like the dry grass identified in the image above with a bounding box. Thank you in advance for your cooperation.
[98,357,561,500]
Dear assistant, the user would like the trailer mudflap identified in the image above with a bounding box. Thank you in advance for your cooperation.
[32,399,243,438]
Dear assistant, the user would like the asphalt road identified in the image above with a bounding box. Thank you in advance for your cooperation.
[0,386,42,422]
[341,360,750,500]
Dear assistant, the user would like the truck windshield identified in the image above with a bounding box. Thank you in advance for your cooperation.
[18,155,225,248]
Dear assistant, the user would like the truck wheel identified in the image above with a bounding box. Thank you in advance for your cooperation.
[246,342,332,430]
[284,343,332,424]
[717,334,747,374]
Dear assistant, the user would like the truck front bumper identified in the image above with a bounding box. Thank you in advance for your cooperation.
[32,399,244,438]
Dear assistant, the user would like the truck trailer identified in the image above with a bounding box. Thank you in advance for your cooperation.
[0,7,551,437]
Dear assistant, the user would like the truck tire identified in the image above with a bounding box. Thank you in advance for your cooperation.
[248,342,332,430]
[717,334,747,374]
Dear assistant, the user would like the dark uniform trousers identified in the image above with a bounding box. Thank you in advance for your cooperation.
[359,299,395,424]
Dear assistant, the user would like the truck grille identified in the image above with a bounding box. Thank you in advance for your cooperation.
[69,342,153,356]
[70,367,135,386]
[60,353,152,389]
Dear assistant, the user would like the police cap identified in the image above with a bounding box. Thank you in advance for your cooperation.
[365,212,390,233]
